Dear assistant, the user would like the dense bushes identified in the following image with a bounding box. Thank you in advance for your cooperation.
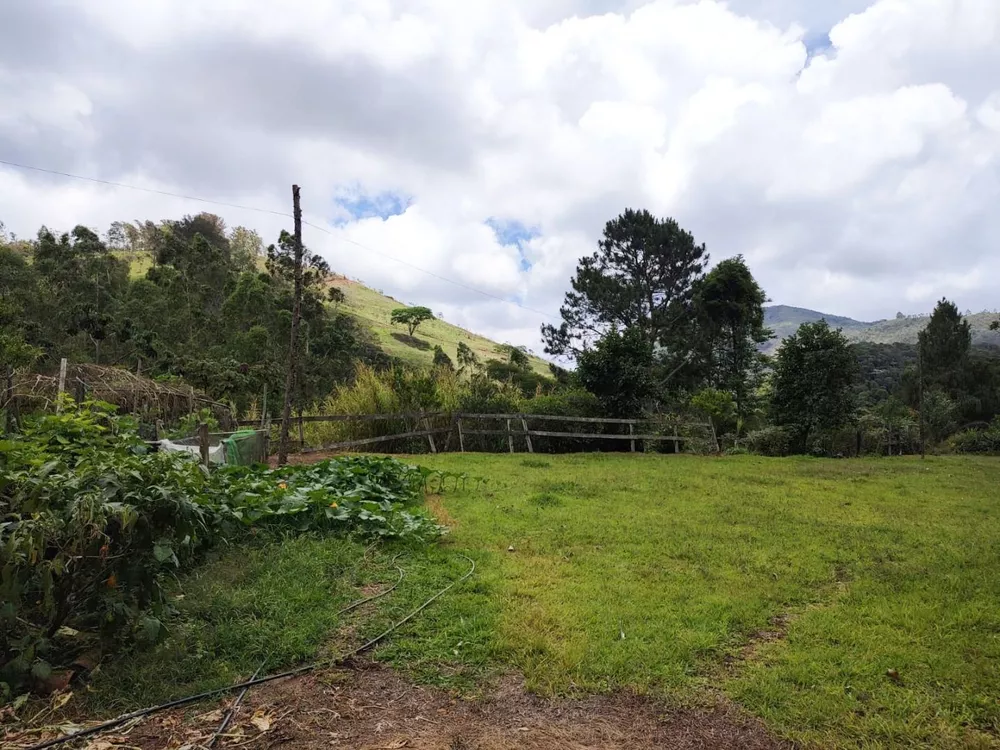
[303,365,604,453]
[950,421,1000,454]
[0,400,444,696]
[744,426,792,457]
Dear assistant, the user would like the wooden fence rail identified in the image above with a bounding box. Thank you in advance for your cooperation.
[272,411,716,456]
[235,411,445,427]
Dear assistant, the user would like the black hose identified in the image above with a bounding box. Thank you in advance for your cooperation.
[203,560,403,748]
[205,659,265,749]
[26,554,476,750]
[334,556,405,617]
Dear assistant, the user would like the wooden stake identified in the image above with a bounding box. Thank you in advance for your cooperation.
[423,416,438,454]
[277,185,304,466]
[506,418,514,453]
[198,422,210,467]
[708,419,720,453]
[629,422,635,452]
[56,358,67,411]
[457,417,465,452]
[3,365,13,435]
[521,416,533,453]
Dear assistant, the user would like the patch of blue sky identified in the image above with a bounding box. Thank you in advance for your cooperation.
[804,30,832,60]
[333,190,411,225]
[485,217,540,272]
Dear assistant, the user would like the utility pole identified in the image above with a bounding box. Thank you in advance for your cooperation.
[277,185,304,466]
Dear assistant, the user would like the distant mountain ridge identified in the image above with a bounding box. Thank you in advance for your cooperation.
[763,305,1000,352]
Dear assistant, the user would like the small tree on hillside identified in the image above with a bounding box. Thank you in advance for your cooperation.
[494,343,530,370]
[432,345,453,370]
[391,306,433,337]
[770,320,857,450]
[456,342,479,375]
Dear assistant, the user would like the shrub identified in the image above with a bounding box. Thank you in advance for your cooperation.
[950,427,1000,454]
[0,401,447,696]
[745,426,792,457]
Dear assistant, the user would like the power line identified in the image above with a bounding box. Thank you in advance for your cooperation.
[0,158,291,218]
[0,157,557,322]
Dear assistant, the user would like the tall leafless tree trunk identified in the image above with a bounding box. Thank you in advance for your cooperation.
[277,185,304,466]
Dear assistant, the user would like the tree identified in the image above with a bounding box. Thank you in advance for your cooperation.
[576,327,656,417]
[541,209,708,361]
[229,226,264,273]
[0,245,43,427]
[456,342,479,374]
[770,320,857,449]
[432,345,453,370]
[391,306,433,337]
[694,256,771,428]
[918,298,971,398]
[690,387,736,436]
[34,226,129,363]
[494,343,530,370]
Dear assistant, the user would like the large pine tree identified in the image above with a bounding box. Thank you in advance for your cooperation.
[541,209,708,360]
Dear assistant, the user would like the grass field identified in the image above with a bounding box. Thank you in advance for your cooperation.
[93,454,1000,748]
[329,276,551,375]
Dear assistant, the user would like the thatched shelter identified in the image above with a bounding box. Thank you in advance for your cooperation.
[4,364,232,425]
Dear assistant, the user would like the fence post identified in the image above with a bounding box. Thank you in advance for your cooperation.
[198,422,210,467]
[629,422,635,453]
[521,416,533,453]
[457,417,465,453]
[56,358,68,411]
[506,419,514,454]
[298,411,305,450]
[423,416,438,454]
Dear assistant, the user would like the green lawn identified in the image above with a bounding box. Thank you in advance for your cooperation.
[95,454,1000,748]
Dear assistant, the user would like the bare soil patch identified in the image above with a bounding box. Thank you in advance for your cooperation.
[86,663,791,750]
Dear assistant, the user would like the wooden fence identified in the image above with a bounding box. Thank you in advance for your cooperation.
[238,412,717,455]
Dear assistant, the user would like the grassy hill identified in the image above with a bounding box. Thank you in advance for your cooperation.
[125,251,551,375]
[329,277,551,376]
[764,305,1000,351]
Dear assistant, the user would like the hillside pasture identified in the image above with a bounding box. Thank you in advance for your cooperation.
[328,276,552,375]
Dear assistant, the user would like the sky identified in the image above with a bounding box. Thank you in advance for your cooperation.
[1,0,999,355]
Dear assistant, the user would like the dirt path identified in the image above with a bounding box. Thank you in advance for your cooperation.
[103,662,790,750]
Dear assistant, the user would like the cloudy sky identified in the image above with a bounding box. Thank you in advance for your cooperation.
[2,0,998,354]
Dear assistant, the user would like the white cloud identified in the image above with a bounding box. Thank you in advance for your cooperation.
[2,0,999,352]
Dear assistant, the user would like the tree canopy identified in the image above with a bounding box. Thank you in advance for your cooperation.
[770,320,857,448]
[391,306,434,337]
[0,213,385,416]
[695,255,771,427]
[919,298,971,398]
[541,209,707,361]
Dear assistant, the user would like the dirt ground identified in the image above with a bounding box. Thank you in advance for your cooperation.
[24,661,787,750]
